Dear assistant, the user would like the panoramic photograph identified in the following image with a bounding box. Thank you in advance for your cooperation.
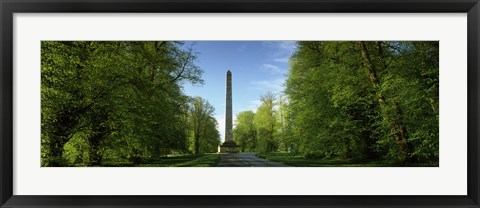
[41,41,439,167]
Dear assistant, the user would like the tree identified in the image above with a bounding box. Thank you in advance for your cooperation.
[284,41,439,164]
[200,116,222,153]
[357,41,407,161]
[233,111,257,152]
[254,92,278,153]
[276,94,293,152]
[41,41,205,166]
[188,97,219,154]
[41,41,101,166]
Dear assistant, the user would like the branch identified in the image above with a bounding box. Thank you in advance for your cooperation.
[170,46,194,83]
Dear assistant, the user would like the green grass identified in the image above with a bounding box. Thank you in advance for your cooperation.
[256,152,435,167]
[101,154,220,167]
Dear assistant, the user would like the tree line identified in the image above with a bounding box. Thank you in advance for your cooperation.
[41,41,220,167]
[233,41,439,165]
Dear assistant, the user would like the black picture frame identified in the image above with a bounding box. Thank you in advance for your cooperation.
[1,0,479,207]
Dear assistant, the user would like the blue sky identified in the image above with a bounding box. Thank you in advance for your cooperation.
[181,41,297,142]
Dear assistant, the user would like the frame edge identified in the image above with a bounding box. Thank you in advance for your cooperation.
[468,1,480,206]
[1,0,480,207]
[0,0,14,207]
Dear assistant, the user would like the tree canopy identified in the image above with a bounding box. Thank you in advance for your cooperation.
[41,41,220,167]
[234,41,439,165]
[42,41,439,167]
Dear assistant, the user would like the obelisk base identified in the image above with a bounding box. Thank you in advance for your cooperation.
[218,141,240,153]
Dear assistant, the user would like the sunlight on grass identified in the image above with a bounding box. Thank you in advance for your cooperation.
[137,154,220,167]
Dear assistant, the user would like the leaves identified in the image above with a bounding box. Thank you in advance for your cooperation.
[283,41,439,164]
[41,41,210,166]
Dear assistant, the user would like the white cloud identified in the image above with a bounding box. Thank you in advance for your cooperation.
[249,100,262,108]
[274,57,289,63]
[263,41,296,51]
[237,45,247,52]
[262,41,297,65]
[261,64,284,74]
[236,100,261,114]
[277,41,297,52]
[250,78,285,93]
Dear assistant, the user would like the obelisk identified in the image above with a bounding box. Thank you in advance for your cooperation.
[225,70,233,142]
[219,70,239,153]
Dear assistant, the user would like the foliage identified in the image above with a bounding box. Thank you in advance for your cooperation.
[235,41,439,166]
[41,41,219,167]
[188,97,221,154]
[254,92,279,153]
[233,111,257,152]
[284,41,439,164]
[42,41,439,167]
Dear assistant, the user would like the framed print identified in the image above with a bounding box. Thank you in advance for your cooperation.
[1,0,479,207]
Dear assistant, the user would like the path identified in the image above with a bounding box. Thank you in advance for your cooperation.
[216,153,289,167]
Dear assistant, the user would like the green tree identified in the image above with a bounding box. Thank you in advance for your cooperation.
[254,92,278,153]
[233,111,257,152]
[284,41,439,164]
[41,41,204,166]
[188,97,219,154]
[200,116,222,153]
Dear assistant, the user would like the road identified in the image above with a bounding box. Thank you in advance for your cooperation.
[216,153,289,167]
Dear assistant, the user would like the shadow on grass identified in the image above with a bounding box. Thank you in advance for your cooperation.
[256,152,437,167]
[101,154,220,167]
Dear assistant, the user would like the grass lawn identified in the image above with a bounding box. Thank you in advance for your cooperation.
[101,154,220,167]
[256,152,435,167]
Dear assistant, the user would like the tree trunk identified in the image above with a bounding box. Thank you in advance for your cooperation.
[194,126,200,155]
[47,136,67,167]
[87,127,108,166]
[358,41,408,160]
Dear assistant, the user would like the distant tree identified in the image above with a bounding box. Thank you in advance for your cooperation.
[200,116,222,153]
[233,111,257,152]
[188,97,219,154]
[254,92,278,153]
[276,94,292,152]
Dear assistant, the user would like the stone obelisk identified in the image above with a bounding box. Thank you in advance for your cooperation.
[219,70,239,153]
[225,70,233,142]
